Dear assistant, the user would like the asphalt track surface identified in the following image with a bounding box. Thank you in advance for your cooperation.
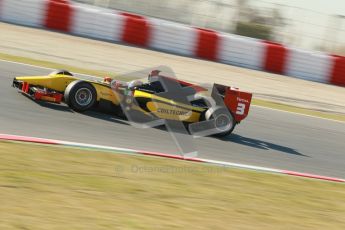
[1,60,345,178]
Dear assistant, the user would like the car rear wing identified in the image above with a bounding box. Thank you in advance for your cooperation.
[213,83,252,122]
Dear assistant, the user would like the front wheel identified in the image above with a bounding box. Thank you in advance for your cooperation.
[64,80,96,112]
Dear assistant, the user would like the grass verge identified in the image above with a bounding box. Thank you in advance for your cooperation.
[0,141,344,230]
[1,52,344,122]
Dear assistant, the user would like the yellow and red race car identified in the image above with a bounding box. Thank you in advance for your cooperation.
[12,69,252,136]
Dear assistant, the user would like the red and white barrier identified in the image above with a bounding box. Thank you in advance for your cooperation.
[0,0,344,86]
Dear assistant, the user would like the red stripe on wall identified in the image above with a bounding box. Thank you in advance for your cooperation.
[121,12,150,47]
[263,41,287,74]
[195,28,219,61]
[329,55,345,86]
[44,0,73,32]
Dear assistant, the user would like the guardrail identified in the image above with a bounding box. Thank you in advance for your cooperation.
[0,0,344,86]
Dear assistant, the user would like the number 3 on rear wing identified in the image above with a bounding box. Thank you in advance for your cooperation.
[213,83,252,122]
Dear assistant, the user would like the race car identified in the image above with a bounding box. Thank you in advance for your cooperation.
[12,69,252,136]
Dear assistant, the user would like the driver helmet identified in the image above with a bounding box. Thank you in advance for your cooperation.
[103,77,112,83]
[128,80,143,89]
[110,79,127,90]
[148,70,161,82]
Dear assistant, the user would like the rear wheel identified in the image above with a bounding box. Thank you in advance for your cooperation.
[64,80,96,112]
[205,106,236,137]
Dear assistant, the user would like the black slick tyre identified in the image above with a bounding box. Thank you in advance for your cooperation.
[205,106,236,137]
[64,80,96,112]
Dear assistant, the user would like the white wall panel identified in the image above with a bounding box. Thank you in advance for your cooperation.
[150,19,197,56]
[219,34,265,70]
[72,6,124,42]
[285,49,333,83]
[1,0,47,27]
